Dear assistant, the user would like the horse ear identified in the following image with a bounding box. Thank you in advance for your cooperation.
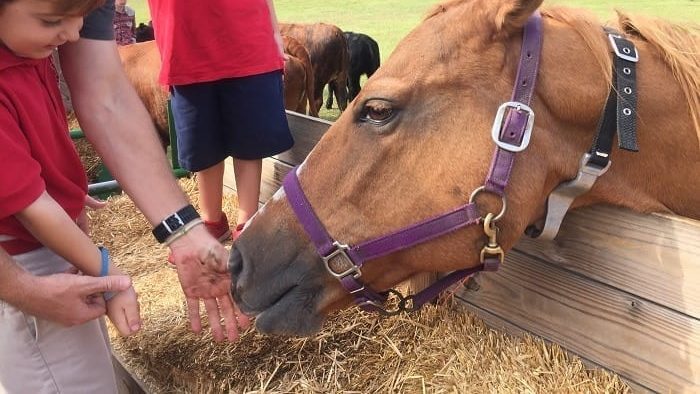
[494,0,544,34]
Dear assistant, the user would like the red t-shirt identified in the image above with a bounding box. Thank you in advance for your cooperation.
[148,0,285,86]
[0,46,87,255]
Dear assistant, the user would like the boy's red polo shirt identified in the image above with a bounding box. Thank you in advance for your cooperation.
[0,46,87,255]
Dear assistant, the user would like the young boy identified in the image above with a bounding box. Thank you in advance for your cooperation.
[148,0,294,244]
[0,0,140,391]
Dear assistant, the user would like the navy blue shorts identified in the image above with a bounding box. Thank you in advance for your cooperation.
[170,70,294,172]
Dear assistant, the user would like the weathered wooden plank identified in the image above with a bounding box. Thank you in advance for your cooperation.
[260,159,293,201]
[457,251,700,393]
[223,111,329,201]
[455,300,655,394]
[515,206,700,319]
[224,157,293,204]
[224,157,292,203]
[274,111,332,166]
[113,353,148,394]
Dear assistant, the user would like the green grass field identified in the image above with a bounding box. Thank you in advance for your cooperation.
[128,0,697,119]
[129,0,697,61]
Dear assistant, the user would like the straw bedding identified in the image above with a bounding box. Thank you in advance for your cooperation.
[70,116,102,183]
[89,179,630,393]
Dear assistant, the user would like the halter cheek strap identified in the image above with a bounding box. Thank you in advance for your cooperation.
[485,15,543,195]
[283,13,544,315]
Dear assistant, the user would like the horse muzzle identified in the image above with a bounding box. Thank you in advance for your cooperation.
[228,222,331,336]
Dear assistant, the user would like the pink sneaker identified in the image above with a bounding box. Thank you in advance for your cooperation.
[204,212,232,242]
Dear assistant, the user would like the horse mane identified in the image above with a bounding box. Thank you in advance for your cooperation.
[424,1,700,144]
[542,7,700,144]
[424,0,462,20]
[616,12,700,144]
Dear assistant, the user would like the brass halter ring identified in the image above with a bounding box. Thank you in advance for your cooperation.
[469,186,507,222]
[359,289,418,316]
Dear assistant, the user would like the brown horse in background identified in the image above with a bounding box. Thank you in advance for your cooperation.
[231,0,700,336]
[280,22,350,114]
[118,41,170,145]
[283,36,318,117]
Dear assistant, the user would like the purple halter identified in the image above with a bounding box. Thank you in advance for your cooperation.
[283,13,543,315]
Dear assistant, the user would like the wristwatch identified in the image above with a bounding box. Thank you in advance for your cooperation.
[152,204,200,243]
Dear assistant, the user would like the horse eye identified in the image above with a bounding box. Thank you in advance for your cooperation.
[361,100,395,124]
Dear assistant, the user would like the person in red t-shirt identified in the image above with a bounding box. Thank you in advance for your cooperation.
[148,0,294,244]
[0,0,140,390]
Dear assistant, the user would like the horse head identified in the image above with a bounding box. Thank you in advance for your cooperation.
[230,0,700,335]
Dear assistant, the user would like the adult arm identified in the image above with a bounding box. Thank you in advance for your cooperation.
[0,246,132,326]
[58,38,247,342]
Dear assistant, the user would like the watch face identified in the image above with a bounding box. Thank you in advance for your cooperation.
[164,215,185,233]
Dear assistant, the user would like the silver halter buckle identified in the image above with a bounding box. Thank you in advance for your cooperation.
[322,242,361,279]
[491,101,535,152]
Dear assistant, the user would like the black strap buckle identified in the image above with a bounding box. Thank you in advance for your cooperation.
[608,33,639,63]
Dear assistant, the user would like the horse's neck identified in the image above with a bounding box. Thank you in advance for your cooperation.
[587,39,700,220]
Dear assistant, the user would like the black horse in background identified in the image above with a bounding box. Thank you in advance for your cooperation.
[135,21,154,43]
[326,31,380,109]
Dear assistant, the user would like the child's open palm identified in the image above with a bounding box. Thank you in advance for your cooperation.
[106,285,141,336]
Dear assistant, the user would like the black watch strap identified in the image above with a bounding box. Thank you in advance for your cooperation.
[152,204,201,243]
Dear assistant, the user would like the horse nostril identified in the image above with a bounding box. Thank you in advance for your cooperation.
[228,245,243,278]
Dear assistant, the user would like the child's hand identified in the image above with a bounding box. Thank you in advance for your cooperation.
[106,284,141,336]
[77,195,107,235]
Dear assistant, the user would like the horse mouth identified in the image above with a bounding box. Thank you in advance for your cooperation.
[235,283,297,317]
[230,243,328,336]
[236,283,325,336]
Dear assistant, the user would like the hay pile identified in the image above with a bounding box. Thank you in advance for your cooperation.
[68,115,103,183]
[90,179,630,393]
[74,138,102,183]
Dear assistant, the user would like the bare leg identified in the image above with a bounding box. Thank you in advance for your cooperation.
[196,161,225,222]
[232,158,262,224]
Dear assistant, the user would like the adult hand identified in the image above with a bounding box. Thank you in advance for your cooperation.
[15,273,132,327]
[168,225,250,342]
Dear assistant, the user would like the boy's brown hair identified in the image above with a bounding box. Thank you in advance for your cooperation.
[0,0,105,16]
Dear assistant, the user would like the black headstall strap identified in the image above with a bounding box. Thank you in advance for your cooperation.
[527,28,640,240]
[587,28,640,169]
